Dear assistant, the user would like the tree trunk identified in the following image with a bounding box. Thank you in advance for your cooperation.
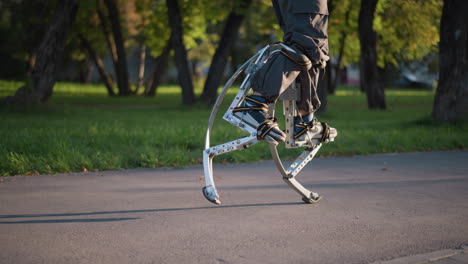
[145,42,172,97]
[26,53,36,77]
[433,0,468,121]
[78,33,115,96]
[330,30,346,94]
[2,0,79,105]
[166,0,195,105]
[200,0,253,105]
[80,59,93,83]
[135,43,147,95]
[358,0,386,109]
[97,3,118,67]
[329,7,351,95]
[103,0,131,95]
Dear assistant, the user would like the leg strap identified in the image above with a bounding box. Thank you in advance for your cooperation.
[232,96,286,145]
[257,118,281,140]
[293,120,332,143]
[293,121,313,140]
[319,122,330,143]
[232,96,269,113]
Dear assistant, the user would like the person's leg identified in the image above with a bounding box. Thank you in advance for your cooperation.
[294,67,337,143]
[232,94,286,145]
[286,8,336,144]
[232,52,304,145]
[296,67,321,116]
[251,53,302,103]
[234,0,330,145]
[283,4,330,65]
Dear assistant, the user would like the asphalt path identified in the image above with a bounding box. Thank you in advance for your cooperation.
[1,151,467,264]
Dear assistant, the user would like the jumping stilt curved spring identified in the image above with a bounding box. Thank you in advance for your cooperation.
[202,43,332,205]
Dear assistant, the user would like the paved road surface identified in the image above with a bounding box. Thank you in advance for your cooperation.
[1,151,467,264]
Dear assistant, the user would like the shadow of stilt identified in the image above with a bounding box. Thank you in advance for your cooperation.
[0,217,140,224]
[0,202,303,220]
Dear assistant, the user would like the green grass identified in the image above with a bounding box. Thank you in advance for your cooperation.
[0,80,467,176]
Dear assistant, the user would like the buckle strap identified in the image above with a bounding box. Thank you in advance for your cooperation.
[232,96,269,113]
[294,121,330,142]
[293,121,310,139]
[232,106,268,112]
[257,118,279,140]
[244,96,269,108]
[319,122,330,143]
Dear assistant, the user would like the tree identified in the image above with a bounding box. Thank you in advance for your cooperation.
[69,0,116,95]
[138,0,170,96]
[0,0,56,79]
[327,0,355,94]
[78,32,115,96]
[102,0,131,95]
[358,0,386,109]
[167,0,195,105]
[234,0,280,63]
[128,0,148,94]
[137,0,212,98]
[96,4,118,71]
[3,0,80,104]
[144,40,171,96]
[327,0,441,98]
[432,0,468,121]
[374,0,442,67]
[200,0,253,105]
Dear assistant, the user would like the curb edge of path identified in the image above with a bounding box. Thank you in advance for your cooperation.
[371,245,467,264]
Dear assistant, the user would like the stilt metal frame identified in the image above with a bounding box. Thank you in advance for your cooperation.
[202,43,326,205]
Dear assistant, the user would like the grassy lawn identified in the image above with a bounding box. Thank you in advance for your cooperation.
[0,80,467,176]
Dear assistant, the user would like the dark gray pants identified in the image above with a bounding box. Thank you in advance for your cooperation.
[252,52,321,114]
[252,0,329,114]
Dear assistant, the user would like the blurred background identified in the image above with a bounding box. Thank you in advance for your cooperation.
[0,0,466,176]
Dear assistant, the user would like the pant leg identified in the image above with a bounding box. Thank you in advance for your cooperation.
[283,1,329,64]
[251,52,322,114]
[296,67,321,114]
[251,53,301,103]
[252,0,328,114]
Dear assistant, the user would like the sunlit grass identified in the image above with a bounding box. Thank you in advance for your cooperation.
[0,80,466,176]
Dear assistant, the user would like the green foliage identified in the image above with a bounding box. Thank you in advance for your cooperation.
[328,0,361,65]
[242,0,281,41]
[69,0,107,59]
[140,0,170,57]
[0,0,445,88]
[375,0,442,66]
[328,0,442,68]
[0,0,57,78]
[180,0,210,49]
[142,0,228,58]
[140,0,279,71]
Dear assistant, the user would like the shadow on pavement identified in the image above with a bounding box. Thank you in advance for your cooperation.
[0,202,303,222]
[112,177,467,193]
[0,217,141,224]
